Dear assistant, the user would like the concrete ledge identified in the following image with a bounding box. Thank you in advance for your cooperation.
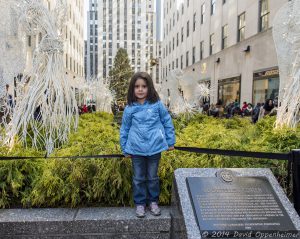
[0,207,172,238]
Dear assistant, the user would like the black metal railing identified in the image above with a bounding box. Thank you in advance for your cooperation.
[1,146,300,215]
[174,146,299,215]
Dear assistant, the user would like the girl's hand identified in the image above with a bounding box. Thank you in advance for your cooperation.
[124,154,132,158]
[167,146,175,151]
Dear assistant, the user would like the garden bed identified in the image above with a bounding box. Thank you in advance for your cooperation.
[1,113,299,208]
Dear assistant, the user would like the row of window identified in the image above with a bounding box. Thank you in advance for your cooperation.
[163,1,269,64]
[164,0,269,40]
[69,4,84,37]
[165,0,226,21]
[65,54,84,77]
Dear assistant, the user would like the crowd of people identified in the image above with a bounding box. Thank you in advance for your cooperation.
[202,98,277,123]
[78,97,278,125]
[78,104,96,115]
[112,101,126,115]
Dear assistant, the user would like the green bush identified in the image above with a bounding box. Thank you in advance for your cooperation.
[0,113,298,208]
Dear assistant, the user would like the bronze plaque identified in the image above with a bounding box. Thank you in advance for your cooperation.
[186,173,297,238]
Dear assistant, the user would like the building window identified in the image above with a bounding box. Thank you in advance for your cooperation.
[259,0,269,32]
[166,24,168,36]
[192,46,196,64]
[222,24,228,49]
[176,58,178,68]
[173,37,175,50]
[211,0,216,15]
[186,51,189,67]
[177,32,179,46]
[210,34,214,55]
[65,54,68,68]
[181,27,184,42]
[173,13,175,26]
[187,21,189,37]
[27,35,32,47]
[223,0,226,4]
[218,77,241,106]
[181,55,183,69]
[200,41,204,60]
[201,3,205,24]
[253,68,279,105]
[238,12,245,42]
[38,32,42,43]
[193,13,196,31]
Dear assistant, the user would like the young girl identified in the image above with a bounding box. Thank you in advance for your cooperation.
[120,72,175,218]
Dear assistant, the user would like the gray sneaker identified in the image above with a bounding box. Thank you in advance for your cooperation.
[149,202,161,216]
[135,205,146,218]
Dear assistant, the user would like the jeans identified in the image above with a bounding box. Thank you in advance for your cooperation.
[131,153,161,206]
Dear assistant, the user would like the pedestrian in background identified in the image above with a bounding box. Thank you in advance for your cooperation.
[259,99,274,119]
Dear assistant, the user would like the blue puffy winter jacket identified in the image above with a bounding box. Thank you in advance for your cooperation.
[120,100,176,156]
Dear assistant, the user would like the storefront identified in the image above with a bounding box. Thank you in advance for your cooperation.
[218,76,241,106]
[252,67,279,105]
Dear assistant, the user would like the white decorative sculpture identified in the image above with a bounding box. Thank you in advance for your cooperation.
[273,0,300,128]
[160,69,210,115]
[179,71,210,105]
[82,77,114,113]
[194,82,210,103]
[4,0,78,154]
[160,70,194,115]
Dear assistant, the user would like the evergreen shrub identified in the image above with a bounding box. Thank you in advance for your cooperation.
[0,113,299,208]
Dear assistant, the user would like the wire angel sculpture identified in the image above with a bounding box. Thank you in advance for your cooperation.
[93,79,114,113]
[194,82,210,103]
[82,77,114,113]
[273,0,300,128]
[179,71,211,105]
[160,69,195,117]
[4,0,78,154]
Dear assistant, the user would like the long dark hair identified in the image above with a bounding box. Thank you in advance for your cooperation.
[127,72,160,105]
[263,99,274,112]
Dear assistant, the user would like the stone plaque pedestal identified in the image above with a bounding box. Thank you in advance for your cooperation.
[170,168,300,239]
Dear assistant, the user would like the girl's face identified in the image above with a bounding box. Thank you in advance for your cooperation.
[134,78,148,101]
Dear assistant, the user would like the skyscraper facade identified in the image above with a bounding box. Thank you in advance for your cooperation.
[87,0,99,79]
[98,0,158,82]
[162,0,288,105]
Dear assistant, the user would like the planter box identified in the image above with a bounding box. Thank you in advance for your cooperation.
[0,207,172,238]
